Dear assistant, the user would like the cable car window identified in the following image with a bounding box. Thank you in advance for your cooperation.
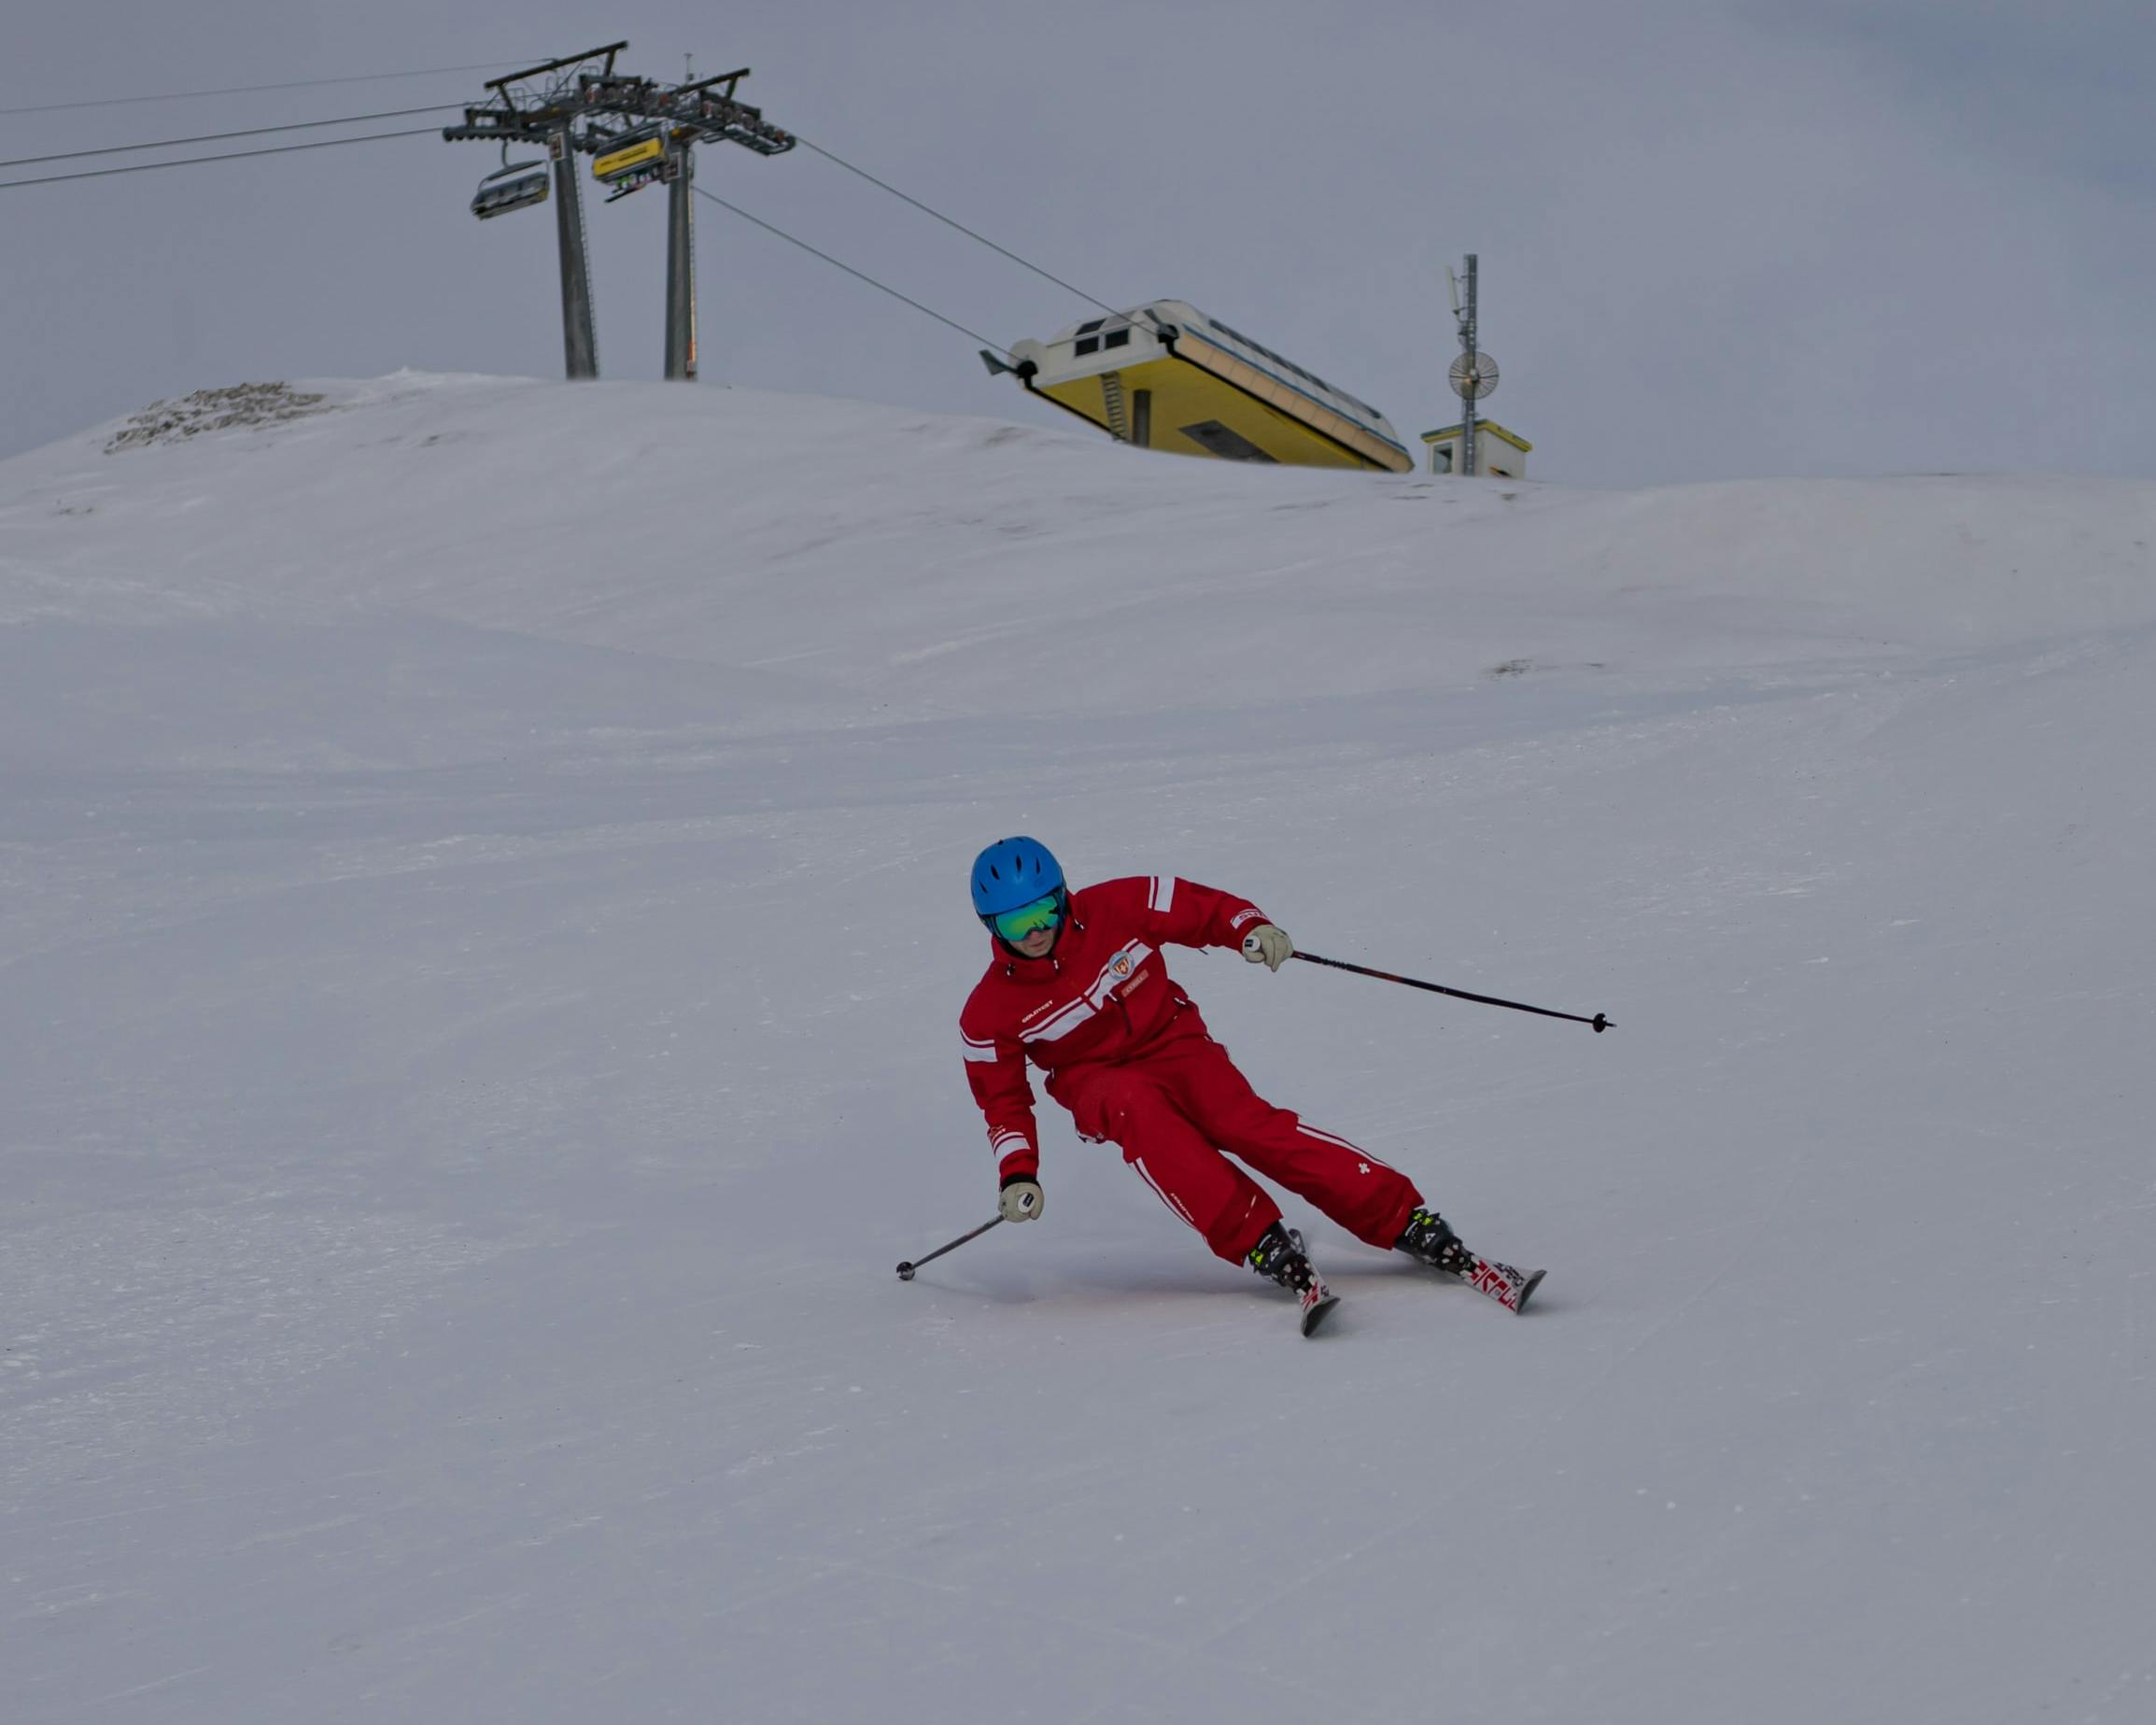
[1103,328,1130,349]
[1179,420,1278,463]
[1078,320,1104,334]
[1074,336,1100,356]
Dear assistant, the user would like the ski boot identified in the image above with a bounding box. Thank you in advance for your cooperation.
[1395,1206,1544,1314]
[1247,1223,1340,1336]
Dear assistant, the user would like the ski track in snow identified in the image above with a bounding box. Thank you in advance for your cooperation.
[1,1206,508,1492]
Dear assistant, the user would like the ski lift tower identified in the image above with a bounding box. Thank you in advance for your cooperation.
[444,43,628,380]
[574,66,796,381]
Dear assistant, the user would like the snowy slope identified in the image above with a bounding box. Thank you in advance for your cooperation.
[4,374,2152,1724]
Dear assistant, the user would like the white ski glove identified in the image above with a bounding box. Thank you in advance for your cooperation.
[1241,923,1293,971]
[998,1177,1044,1223]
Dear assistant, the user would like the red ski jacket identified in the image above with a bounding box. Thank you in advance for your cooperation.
[960,875,1273,1181]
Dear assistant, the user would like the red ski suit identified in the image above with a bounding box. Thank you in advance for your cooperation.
[960,875,1422,1265]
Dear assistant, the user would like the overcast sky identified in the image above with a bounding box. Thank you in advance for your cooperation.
[4,1,2150,486]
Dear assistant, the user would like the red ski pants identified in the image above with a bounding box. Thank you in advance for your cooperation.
[1050,1030,1422,1265]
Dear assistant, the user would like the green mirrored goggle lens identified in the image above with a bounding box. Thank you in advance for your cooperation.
[989,893,1063,942]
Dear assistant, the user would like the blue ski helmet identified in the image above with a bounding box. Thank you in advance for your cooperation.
[971,836,1064,919]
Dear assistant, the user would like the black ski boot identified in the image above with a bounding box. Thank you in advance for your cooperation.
[1247,1223,1340,1336]
[1395,1207,1544,1314]
[1394,1207,1475,1276]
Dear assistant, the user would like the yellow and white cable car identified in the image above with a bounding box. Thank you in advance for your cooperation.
[989,301,1413,474]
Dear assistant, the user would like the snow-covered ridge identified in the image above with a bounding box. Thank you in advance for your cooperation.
[8,373,2152,697]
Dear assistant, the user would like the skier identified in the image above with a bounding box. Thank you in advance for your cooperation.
[960,837,1542,1335]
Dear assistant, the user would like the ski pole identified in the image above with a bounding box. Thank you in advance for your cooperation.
[895,1216,1003,1280]
[1290,951,1613,1033]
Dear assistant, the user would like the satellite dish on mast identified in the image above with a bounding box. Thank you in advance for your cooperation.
[1448,350,1500,401]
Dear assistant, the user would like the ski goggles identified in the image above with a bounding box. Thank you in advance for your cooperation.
[984,890,1064,943]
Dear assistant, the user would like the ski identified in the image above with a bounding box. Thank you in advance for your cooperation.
[1463,1256,1544,1314]
[1300,1277,1341,1337]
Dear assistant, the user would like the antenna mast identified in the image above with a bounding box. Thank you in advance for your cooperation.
[1458,254,1477,478]
[1444,253,1500,474]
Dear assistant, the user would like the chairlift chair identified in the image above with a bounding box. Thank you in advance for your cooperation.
[471,159,550,220]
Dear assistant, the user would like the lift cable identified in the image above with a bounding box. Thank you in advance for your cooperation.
[793,134,1121,320]
[694,185,1015,361]
[0,127,441,191]
[0,61,525,120]
[0,105,466,171]
[0,90,1064,369]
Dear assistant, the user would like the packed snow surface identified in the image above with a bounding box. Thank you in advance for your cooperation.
[4,373,2152,1722]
